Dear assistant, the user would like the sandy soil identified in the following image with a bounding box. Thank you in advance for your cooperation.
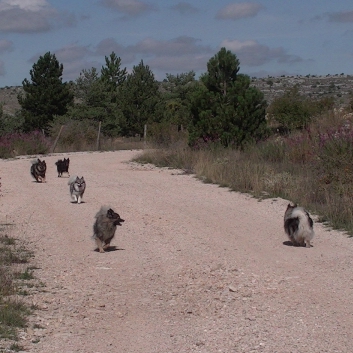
[1,150,353,353]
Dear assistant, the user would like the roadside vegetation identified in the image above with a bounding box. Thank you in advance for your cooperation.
[135,105,353,235]
[0,220,38,352]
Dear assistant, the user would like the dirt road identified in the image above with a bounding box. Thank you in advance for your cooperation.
[1,150,353,353]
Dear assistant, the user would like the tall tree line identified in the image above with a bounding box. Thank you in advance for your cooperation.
[16,48,269,148]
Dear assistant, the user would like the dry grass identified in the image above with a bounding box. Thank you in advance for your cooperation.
[52,136,145,154]
[0,221,35,346]
[135,110,353,235]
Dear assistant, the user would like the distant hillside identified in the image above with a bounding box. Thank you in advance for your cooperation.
[1,75,353,116]
[0,86,22,116]
[251,74,353,107]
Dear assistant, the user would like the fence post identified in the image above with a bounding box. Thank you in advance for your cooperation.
[51,125,64,153]
[96,121,102,150]
[144,124,147,148]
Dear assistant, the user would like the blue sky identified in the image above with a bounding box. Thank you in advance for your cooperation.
[0,0,352,86]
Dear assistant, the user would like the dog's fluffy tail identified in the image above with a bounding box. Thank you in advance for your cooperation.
[285,206,314,246]
[290,207,313,227]
[94,206,111,219]
[68,175,77,185]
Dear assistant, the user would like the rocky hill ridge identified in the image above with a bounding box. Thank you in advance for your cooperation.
[1,74,353,116]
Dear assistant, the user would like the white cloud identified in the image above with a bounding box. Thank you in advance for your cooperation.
[0,0,76,33]
[100,0,156,16]
[0,0,49,12]
[216,2,263,20]
[131,36,212,56]
[54,44,91,62]
[170,2,199,15]
[49,36,213,82]
[147,54,208,74]
[221,39,303,66]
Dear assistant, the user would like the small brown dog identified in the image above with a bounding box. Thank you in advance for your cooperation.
[93,206,125,253]
[284,203,314,247]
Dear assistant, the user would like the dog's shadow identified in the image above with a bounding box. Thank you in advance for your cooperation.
[282,241,314,248]
[70,201,86,204]
[94,246,125,253]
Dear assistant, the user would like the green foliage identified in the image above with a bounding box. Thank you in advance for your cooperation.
[0,226,33,343]
[317,128,353,185]
[100,52,127,89]
[49,117,98,151]
[189,48,267,148]
[9,343,24,352]
[18,52,74,133]
[160,71,196,127]
[14,268,34,280]
[202,47,239,96]
[147,122,188,148]
[0,105,24,136]
[0,299,28,339]
[65,66,125,137]
[120,60,162,136]
[267,85,315,132]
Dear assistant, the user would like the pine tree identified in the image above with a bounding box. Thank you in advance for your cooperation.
[18,52,73,132]
[65,67,125,137]
[161,71,196,127]
[100,52,127,90]
[189,48,267,148]
[120,60,161,136]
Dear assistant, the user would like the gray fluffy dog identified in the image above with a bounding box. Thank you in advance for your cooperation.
[284,203,314,248]
[93,206,125,253]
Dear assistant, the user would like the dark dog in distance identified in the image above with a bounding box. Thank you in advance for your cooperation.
[55,158,70,177]
[93,206,124,253]
[30,159,46,183]
[284,203,314,248]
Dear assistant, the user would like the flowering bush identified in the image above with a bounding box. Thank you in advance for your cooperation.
[317,123,353,184]
[0,131,50,158]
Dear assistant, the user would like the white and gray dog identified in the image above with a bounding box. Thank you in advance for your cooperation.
[284,203,314,248]
[68,176,86,204]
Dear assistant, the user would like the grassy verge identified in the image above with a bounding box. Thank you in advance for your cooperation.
[0,129,145,159]
[0,222,37,351]
[135,110,353,235]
